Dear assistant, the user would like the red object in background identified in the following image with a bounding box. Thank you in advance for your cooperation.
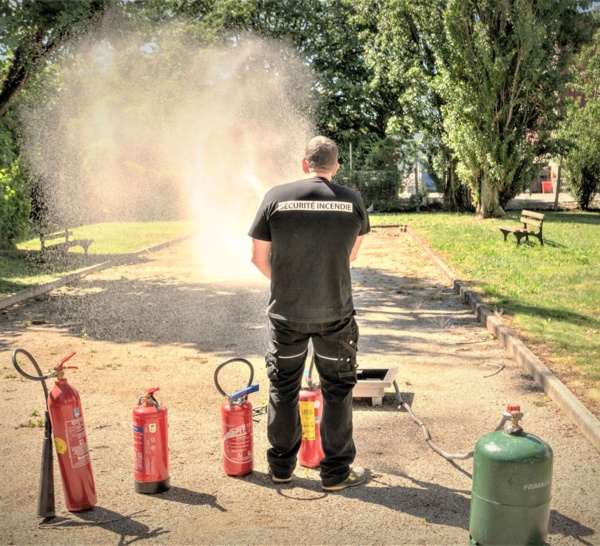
[133,387,170,494]
[299,386,325,468]
[47,354,97,511]
[221,398,254,476]
[542,181,553,193]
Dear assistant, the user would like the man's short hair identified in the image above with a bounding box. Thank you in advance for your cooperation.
[304,136,339,172]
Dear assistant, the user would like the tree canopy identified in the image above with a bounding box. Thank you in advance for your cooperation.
[0,0,599,248]
[560,17,600,209]
[364,0,597,217]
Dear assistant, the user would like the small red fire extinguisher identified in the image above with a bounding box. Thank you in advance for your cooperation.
[12,349,97,515]
[299,370,325,468]
[214,358,259,476]
[133,387,170,494]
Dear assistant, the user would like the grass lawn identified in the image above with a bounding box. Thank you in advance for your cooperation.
[371,210,600,407]
[0,221,193,297]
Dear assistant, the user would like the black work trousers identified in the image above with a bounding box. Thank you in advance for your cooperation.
[265,314,359,488]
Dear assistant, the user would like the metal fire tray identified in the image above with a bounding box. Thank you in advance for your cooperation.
[353,367,398,406]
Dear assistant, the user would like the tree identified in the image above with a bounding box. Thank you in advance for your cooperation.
[439,0,595,218]
[0,0,110,118]
[560,22,600,210]
[142,0,398,146]
[361,0,595,217]
[0,113,29,249]
[0,0,110,248]
[362,0,473,212]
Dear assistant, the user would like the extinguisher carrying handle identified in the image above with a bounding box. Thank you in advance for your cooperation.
[230,383,259,402]
[138,392,160,408]
[214,358,255,398]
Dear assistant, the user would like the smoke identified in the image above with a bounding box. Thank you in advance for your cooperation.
[19,21,315,278]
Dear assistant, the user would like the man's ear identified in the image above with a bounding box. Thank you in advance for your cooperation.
[331,162,340,176]
[302,158,310,173]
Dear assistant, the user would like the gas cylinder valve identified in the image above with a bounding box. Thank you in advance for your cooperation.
[505,404,524,435]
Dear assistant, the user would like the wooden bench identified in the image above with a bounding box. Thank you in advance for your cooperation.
[40,229,94,257]
[499,210,545,246]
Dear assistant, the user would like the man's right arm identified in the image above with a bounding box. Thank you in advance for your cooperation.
[350,235,365,262]
[251,238,272,279]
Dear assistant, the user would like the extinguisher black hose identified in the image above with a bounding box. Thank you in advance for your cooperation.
[12,348,52,402]
[214,358,254,398]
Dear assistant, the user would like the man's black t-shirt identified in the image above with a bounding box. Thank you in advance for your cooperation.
[248,176,370,322]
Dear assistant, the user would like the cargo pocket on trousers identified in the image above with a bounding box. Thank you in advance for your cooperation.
[265,352,280,381]
[337,338,358,379]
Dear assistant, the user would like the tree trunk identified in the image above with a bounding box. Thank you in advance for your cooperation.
[553,159,562,210]
[477,175,506,219]
[443,159,473,212]
[0,55,32,119]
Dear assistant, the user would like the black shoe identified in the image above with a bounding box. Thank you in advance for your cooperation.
[322,467,368,492]
[268,468,292,484]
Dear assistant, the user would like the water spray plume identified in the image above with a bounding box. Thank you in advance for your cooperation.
[20,23,315,280]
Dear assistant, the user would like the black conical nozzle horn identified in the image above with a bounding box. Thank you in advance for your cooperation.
[36,410,55,518]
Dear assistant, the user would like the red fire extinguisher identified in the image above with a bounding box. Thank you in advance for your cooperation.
[299,370,324,468]
[47,352,97,512]
[214,358,259,476]
[133,387,170,494]
[12,349,97,514]
[12,349,96,518]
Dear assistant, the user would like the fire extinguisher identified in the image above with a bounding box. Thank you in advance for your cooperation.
[133,387,170,494]
[214,358,259,476]
[12,349,96,514]
[299,368,324,468]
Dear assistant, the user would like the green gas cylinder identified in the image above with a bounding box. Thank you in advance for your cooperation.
[469,405,553,546]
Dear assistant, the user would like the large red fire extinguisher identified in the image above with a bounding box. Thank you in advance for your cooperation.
[12,349,96,514]
[133,387,170,494]
[47,352,97,512]
[214,358,259,476]
[299,370,324,468]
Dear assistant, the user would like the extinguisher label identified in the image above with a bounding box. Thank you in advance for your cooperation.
[65,417,91,468]
[299,401,316,441]
[133,424,145,473]
[223,423,253,464]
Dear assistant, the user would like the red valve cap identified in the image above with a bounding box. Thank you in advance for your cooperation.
[506,404,521,412]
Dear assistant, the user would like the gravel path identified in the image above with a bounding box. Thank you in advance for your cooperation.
[1,228,599,545]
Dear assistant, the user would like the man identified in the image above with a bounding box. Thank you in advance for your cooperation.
[248,136,370,491]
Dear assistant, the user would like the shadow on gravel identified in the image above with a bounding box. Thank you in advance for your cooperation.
[157,486,227,511]
[0,275,269,358]
[550,510,596,545]
[248,470,472,531]
[1,265,462,360]
[242,471,597,543]
[40,506,169,545]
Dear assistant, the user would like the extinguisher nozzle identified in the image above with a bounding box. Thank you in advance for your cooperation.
[37,413,56,518]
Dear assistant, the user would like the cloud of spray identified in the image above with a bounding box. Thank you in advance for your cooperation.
[20,23,315,279]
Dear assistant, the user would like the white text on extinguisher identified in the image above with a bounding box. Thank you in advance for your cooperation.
[224,424,248,441]
[65,417,91,469]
